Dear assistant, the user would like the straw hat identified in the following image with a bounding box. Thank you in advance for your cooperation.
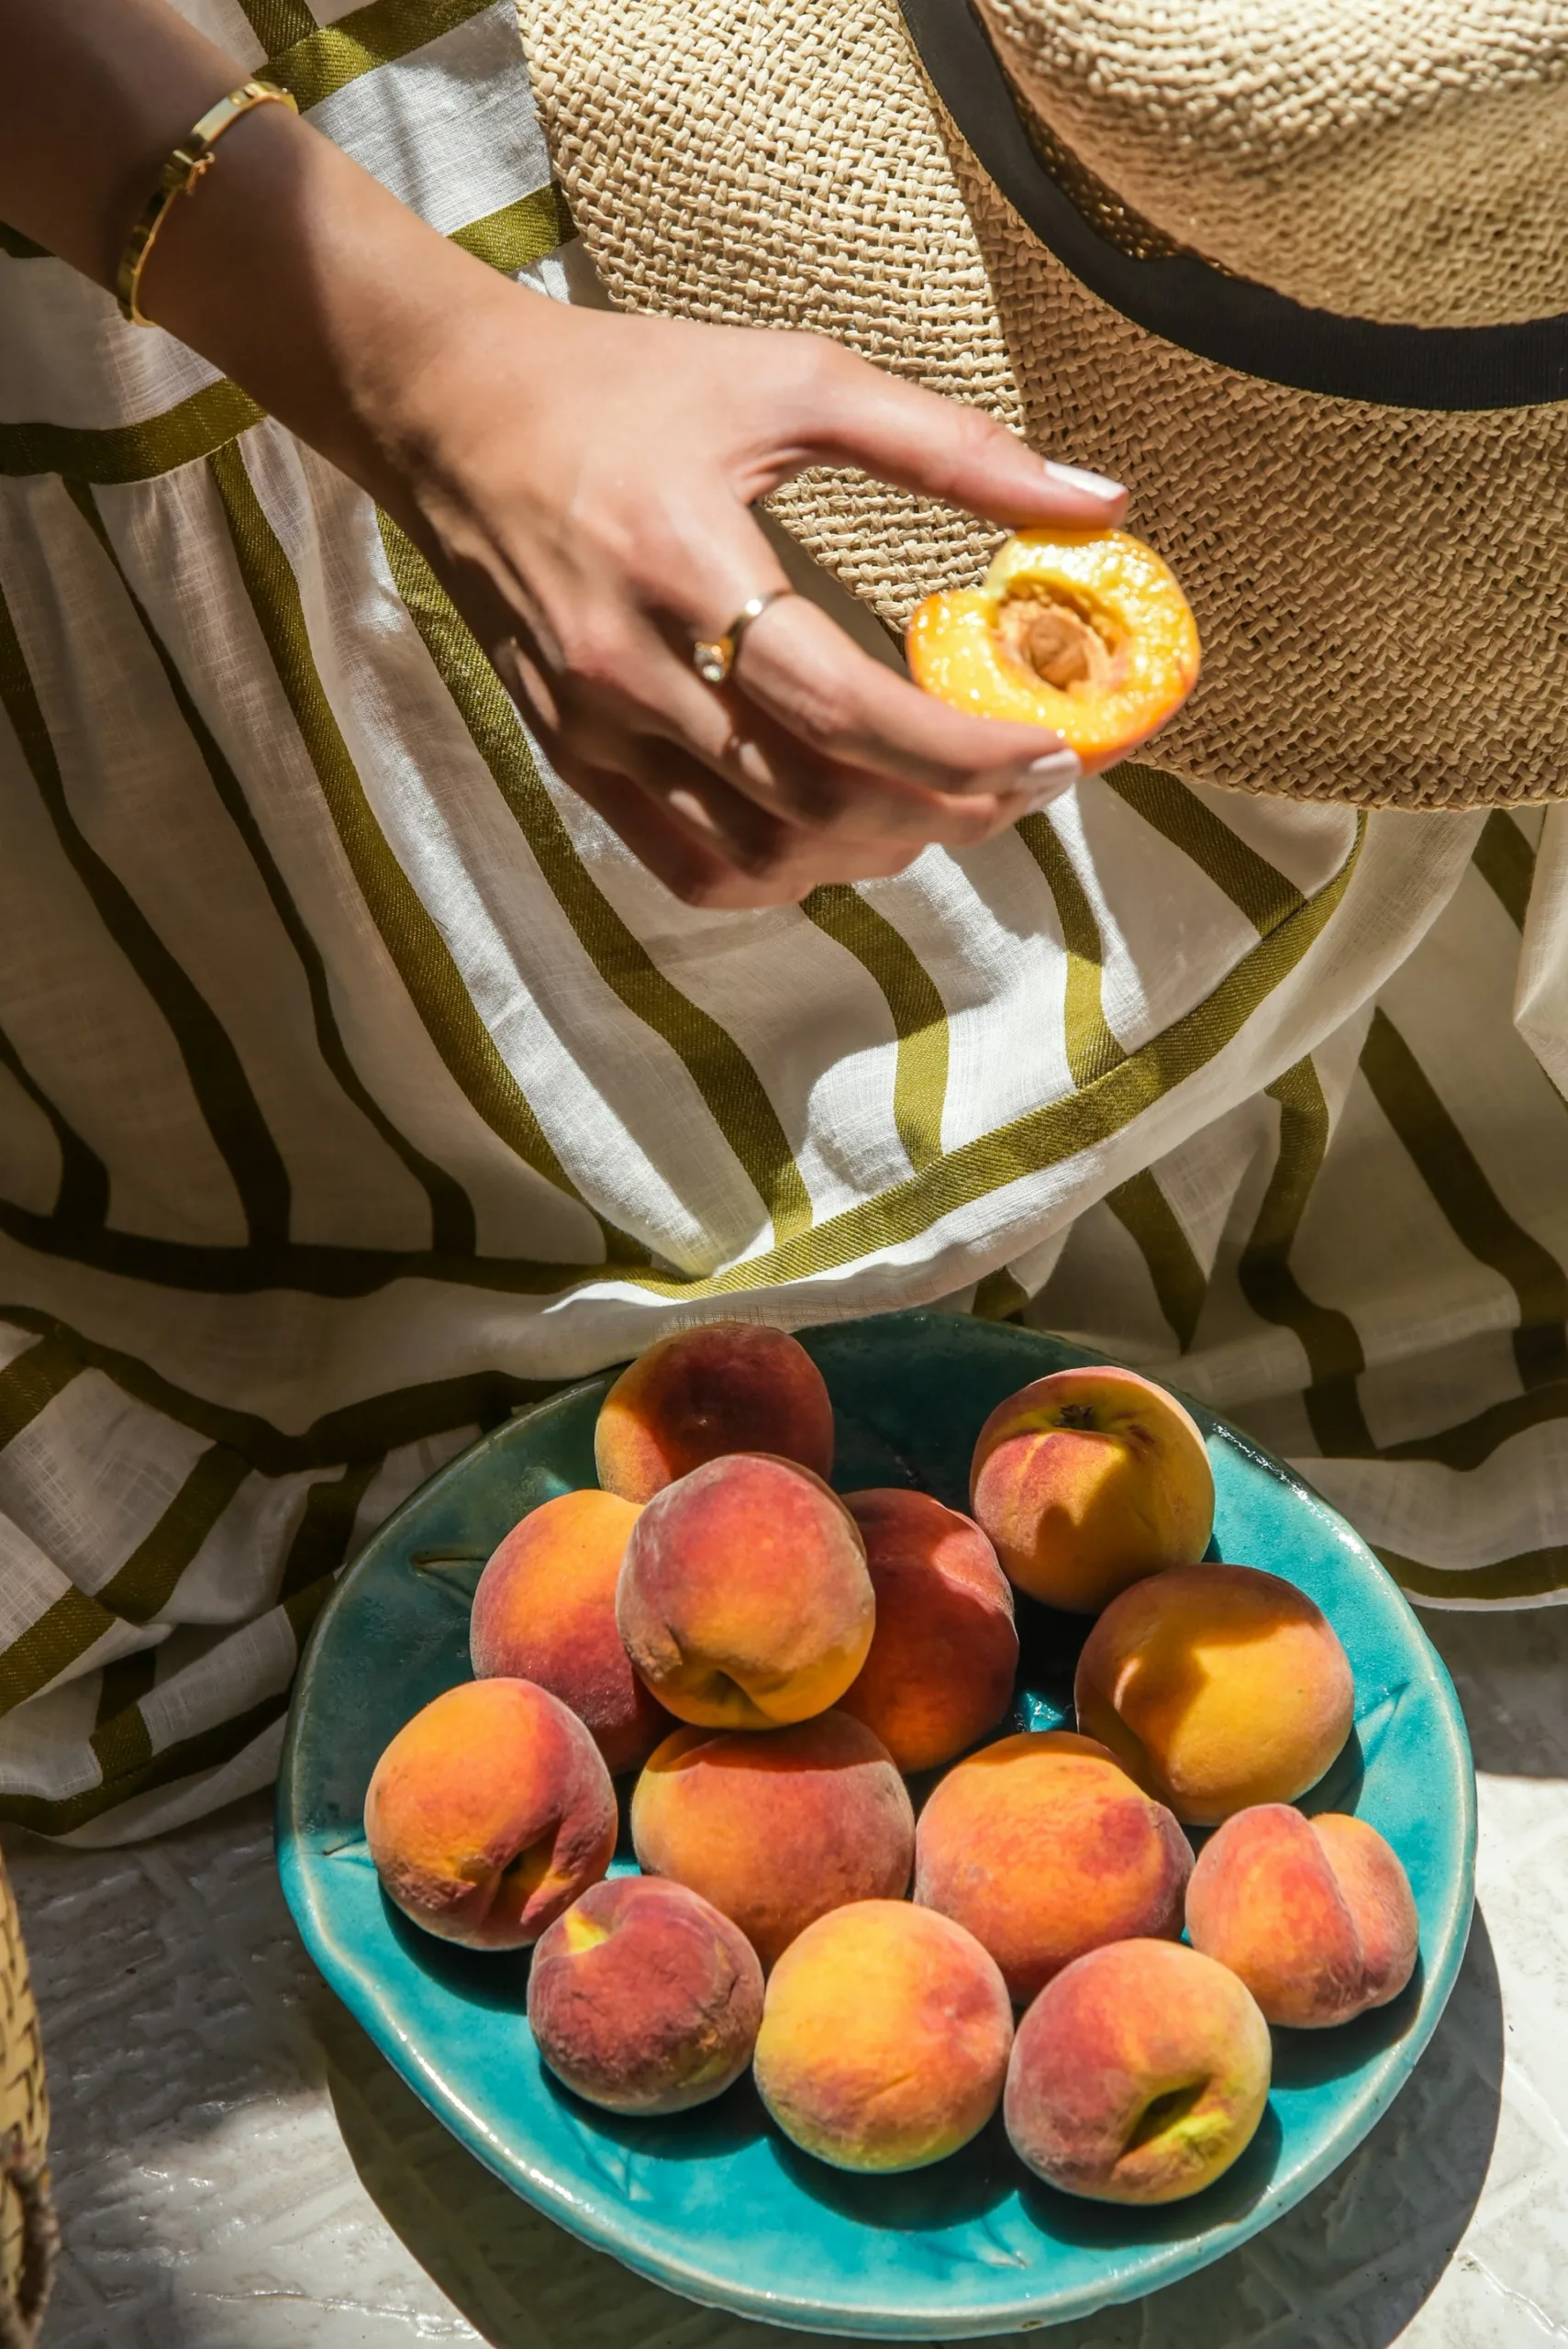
[525,0,1568,811]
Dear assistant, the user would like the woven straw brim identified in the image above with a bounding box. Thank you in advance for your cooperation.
[526,0,1568,811]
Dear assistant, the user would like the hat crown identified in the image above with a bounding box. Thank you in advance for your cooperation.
[978,0,1568,326]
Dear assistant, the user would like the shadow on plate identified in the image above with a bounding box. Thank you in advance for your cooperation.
[314,1903,1504,2349]
[1268,1956,1425,2088]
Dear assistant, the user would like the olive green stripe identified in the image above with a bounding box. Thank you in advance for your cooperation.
[1381,1545,1568,1605]
[0,380,265,485]
[1106,1169,1207,1352]
[90,1647,161,1784]
[0,1336,84,1450]
[1473,810,1535,933]
[973,1266,1029,1321]
[0,1587,115,1719]
[802,886,950,1174]
[278,1453,383,1600]
[239,0,318,51]
[210,446,629,1255]
[0,223,48,261]
[268,0,494,112]
[0,562,293,1245]
[1379,1378,1568,1472]
[0,1687,290,1835]
[1105,763,1305,936]
[63,478,476,1255]
[1362,1007,1568,1390]
[450,187,571,274]
[0,1443,249,1725]
[1017,811,1124,1086]
[0,1303,557,1473]
[1237,1058,1375,1456]
[376,516,812,1243]
[97,1445,252,1625]
[0,1019,109,1229]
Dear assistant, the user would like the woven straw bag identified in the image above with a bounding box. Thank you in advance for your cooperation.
[0,1852,53,2349]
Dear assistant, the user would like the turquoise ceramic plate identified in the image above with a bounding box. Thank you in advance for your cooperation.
[277,1311,1474,2337]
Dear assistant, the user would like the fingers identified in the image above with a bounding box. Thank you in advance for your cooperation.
[762,339,1128,533]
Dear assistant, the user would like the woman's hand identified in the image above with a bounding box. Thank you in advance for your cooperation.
[2,0,1133,907]
[383,299,1128,906]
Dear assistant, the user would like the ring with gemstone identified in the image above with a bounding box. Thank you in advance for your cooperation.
[692,588,795,685]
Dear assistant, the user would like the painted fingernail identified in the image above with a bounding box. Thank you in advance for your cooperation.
[1020,749,1083,807]
[1042,459,1126,503]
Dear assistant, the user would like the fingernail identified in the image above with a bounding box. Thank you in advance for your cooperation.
[1042,459,1126,503]
[1020,749,1083,808]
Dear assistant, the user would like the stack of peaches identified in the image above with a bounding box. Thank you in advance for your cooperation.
[364,1324,1418,2209]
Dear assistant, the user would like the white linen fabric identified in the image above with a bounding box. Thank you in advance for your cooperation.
[1,0,1565,1843]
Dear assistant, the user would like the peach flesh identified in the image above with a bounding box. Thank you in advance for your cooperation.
[1185,1805,1419,2028]
[528,1876,764,2113]
[363,1678,617,1950]
[595,1321,834,1503]
[837,1489,1018,1773]
[470,1487,672,1775]
[617,1453,874,1730]
[1005,1939,1272,2204]
[1074,1561,1356,1824]
[754,1900,1013,2173]
[970,1364,1215,1614]
[630,1710,915,1969]
[913,1730,1191,2004]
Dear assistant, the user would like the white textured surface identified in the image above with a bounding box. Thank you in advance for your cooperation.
[10,1604,1568,2348]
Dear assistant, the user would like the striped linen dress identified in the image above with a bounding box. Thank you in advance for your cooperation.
[3,0,1567,1843]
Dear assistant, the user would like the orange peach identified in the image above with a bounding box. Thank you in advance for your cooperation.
[1005,1940,1272,2204]
[631,1711,914,1969]
[1185,1805,1418,2028]
[617,1453,873,1731]
[970,1365,1214,1613]
[528,1876,764,2113]
[837,1489,1018,1773]
[470,1488,672,1774]
[753,1901,1013,2172]
[913,1731,1190,2005]
[595,1321,834,1503]
[364,1678,617,1949]
[1074,1563,1355,1825]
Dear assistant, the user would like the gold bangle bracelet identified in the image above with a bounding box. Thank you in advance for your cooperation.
[116,80,299,328]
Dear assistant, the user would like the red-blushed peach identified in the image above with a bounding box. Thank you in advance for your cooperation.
[527,1876,764,2113]
[969,1365,1214,1612]
[837,1489,1018,1773]
[1074,1563,1355,1825]
[364,1679,617,1949]
[753,1901,1013,2172]
[1185,1805,1418,2028]
[1005,1939,1272,2203]
[595,1322,834,1502]
[617,1453,873,1731]
[630,1711,914,1969]
[913,1731,1191,2004]
[470,1488,672,1774]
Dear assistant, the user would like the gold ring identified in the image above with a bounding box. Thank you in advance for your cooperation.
[693,588,794,685]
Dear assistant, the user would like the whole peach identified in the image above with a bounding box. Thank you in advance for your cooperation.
[754,1901,1013,2172]
[595,1321,834,1502]
[470,1488,672,1774]
[1005,1939,1272,2203]
[913,1731,1190,2004]
[1074,1562,1355,1824]
[617,1453,873,1731]
[631,1711,914,1968]
[528,1876,764,2113]
[364,1678,617,1949]
[970,1365,1214,1612]
[1185,1805,1418,2027]
[837,1489,1018,1773]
